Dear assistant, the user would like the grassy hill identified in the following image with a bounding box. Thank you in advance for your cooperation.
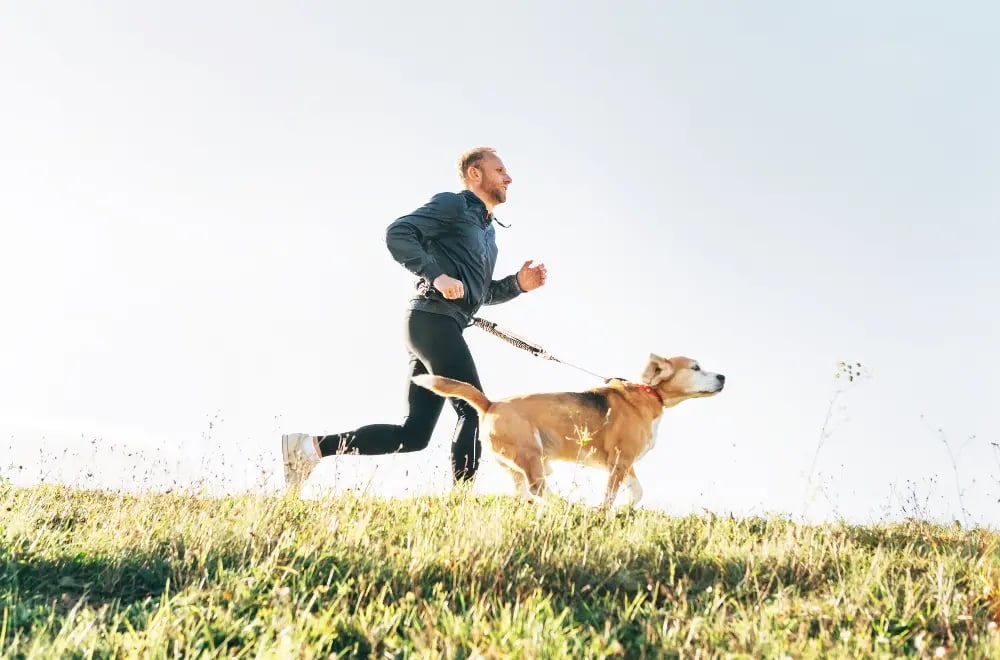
[1,484,998,657]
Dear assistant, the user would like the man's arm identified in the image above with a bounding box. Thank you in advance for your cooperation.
[483,274,524,305]
[484,260,547,305]
[385,192,463,284]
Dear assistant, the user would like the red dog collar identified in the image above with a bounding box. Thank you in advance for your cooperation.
[637,384,664,406]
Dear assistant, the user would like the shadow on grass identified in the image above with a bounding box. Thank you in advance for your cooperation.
[0,540,841,650]
[3,508,993,656]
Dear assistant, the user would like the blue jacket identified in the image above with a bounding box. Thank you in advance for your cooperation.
[386,190,523,326]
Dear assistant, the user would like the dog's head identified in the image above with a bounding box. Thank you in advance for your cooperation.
[641,353,725,407]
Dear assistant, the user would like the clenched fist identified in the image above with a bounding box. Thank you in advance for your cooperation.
[433,274,465,300]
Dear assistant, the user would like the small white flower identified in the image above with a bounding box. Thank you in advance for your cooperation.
[934,647,946,657]
[840,630,850,642]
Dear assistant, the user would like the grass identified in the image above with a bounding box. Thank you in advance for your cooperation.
[1,483,999,658]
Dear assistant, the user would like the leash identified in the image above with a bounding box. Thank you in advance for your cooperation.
[472,316,666,405]
[472,317,610,381]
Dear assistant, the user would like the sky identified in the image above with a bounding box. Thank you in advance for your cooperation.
[2,1,998,527]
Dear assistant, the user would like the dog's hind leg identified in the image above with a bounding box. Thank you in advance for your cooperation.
[500,456,544,500]
[512,451,546,498]
[490,417,548,499]
[509,468,532,499]
[493,453,532,500]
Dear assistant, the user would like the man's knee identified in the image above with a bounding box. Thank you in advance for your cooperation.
[398,405,441,452]
[400,436,431,452]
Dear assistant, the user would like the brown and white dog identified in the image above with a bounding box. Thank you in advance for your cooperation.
[412,353,725,508]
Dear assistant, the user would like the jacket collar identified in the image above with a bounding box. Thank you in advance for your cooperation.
[460,189,493,225]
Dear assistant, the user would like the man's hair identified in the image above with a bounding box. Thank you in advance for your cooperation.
[457,147,497,184]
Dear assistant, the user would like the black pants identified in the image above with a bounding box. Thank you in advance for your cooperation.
[318,309,483,482]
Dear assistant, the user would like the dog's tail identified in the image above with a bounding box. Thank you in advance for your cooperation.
[411,374,492,417]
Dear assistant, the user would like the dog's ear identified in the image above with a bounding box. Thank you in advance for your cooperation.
[641,357,658,384]
[642,356,674,385]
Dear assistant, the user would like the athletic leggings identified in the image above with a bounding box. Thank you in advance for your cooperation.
[317,309,483,482]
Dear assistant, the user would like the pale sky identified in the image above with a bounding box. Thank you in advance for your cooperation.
[2,2,998,526]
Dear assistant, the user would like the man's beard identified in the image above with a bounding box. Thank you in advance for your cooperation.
[488,185,506,204]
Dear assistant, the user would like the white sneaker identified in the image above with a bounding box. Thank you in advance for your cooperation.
[281,433,320,490]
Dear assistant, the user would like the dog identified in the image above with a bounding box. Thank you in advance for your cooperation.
[412,353,725,508]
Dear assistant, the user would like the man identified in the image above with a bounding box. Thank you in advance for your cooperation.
[281,147,547,491]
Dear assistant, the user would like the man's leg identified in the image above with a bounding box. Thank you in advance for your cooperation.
[283,313,445,490]
[431,336,483,484]
[294,310,483,486]
[400,312,484,483]
[316,350,444,456]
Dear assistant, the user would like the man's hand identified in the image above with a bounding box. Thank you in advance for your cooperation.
[516,260,547,292]
[433,274,465,300]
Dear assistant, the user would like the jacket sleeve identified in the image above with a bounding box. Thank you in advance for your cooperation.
[483,273,524,306]
[385,193,463,283]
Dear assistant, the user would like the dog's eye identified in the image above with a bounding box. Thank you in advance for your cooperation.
[691,365,701,371]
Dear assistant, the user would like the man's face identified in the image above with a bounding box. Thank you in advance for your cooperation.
[473,154,513,205]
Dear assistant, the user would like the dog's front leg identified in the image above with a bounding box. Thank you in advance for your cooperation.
[602,453,634,509]
[622,467,643,506]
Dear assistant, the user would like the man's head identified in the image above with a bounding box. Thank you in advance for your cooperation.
[457,147,512,210]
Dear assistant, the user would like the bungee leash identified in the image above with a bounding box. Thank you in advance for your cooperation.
[471,317,609,382]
